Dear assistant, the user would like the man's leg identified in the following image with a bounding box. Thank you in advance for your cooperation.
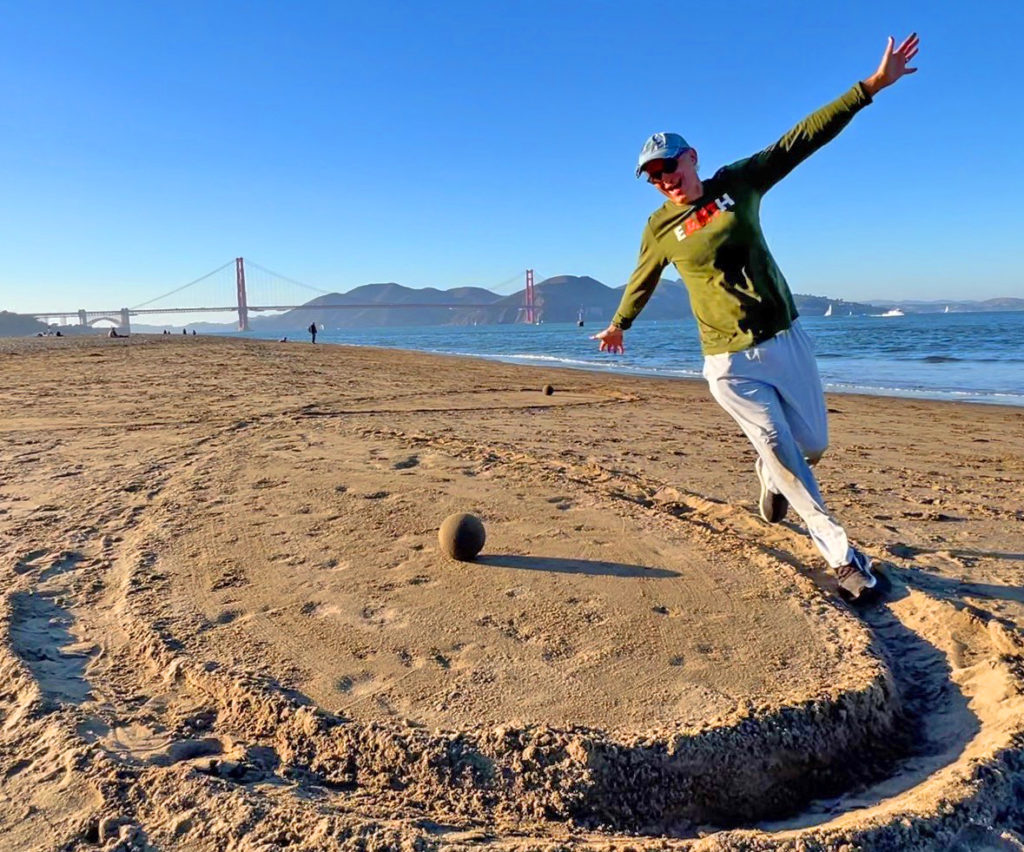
[774,322,830,466]
[752,383,824,525]
[703,364,851,569]
[746,322,829,525]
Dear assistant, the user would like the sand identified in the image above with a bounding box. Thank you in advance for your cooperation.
[1,333,1022,850]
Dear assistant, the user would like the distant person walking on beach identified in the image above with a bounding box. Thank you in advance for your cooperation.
[594,34,919,601]
[308,322,318,344]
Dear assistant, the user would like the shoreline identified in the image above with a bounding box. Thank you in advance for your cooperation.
[211,329,1024,409]
[456,349,1024,408]
[22,314,1024,407]
[9,331,1024,413]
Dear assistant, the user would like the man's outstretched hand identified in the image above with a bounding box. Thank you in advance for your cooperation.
[864,33,919,96]
[592,324,624,354]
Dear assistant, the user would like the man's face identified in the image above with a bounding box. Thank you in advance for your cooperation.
[642,148,702,206]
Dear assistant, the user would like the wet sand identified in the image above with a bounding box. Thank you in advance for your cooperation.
[1,334,1023,850]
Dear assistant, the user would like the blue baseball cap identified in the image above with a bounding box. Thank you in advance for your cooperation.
[635,132,691,178]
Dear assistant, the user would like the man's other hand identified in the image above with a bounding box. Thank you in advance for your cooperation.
[592,324,625,354]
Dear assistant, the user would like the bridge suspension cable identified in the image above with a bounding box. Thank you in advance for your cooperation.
[244,261,333,296]
[130,260,236,310]
[487,270,530,292]
[111,260,540,330]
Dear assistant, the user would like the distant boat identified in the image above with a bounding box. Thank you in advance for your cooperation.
[877,308,905,317]
[943,305,950,313]
[824,303,833,317]
[577,306,585,327]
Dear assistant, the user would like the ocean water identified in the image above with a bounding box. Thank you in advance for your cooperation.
[244,311,1024,408]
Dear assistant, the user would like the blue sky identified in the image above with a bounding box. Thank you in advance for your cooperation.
[1,0,1021,319]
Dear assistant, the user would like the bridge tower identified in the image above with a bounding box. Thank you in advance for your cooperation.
[235,257,249,331]
[119,308,131,334]
[524,269,536,324]
[78,309,87,327]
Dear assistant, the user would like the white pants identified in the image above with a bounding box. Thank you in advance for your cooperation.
[702,321,852,568]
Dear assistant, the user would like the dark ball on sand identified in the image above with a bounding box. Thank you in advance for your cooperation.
[543,384,554,396]
[438,513,486,562]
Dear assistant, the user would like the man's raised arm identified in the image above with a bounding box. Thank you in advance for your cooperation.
[737,33,919,194]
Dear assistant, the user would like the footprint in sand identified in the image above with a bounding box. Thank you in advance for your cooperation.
[335,672,375,696]
[428,648,451,669]
[147,737,225,767]
[302,603,342,618]
[9,593,95,705]
[546,496,575,510]
[359,606,407,629]
[14,549,49,574]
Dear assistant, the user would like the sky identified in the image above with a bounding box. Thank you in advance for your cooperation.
[1,0,1021,322]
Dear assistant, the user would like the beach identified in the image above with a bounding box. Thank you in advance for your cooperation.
[2,334,1023,850]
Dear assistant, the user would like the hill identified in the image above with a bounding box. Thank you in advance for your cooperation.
[117,279,1019,332]
[0,311,50,337]
[241,276,878,329]
[451,275,642,326]
[866,297,1024,313]
[249,283,501,330]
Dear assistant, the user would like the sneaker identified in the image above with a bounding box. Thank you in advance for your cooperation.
[836,548,877,600]
[755,457,789,524]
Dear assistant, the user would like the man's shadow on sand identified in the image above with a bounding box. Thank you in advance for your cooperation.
[475,555,679,579]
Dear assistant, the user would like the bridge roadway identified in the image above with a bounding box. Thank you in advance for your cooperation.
[30,302,502,321]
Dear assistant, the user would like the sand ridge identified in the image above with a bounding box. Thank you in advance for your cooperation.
[1,334,1023,850]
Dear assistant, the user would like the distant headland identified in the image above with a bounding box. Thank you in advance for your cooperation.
[4,276,1022,336]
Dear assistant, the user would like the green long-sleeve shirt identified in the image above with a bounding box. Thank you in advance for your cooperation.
[612,82,873,355]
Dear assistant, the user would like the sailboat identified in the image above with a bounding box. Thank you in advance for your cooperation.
[824,303,833,317]
[577,306,585,327]
[943,305,950,313]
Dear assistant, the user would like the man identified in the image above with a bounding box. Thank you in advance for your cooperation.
[308,322,318,344]
[594,34,919,601]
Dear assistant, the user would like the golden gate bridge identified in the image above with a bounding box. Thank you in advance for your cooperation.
[27,258,540,332]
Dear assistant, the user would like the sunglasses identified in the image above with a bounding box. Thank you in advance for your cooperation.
[644,157,680,184]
